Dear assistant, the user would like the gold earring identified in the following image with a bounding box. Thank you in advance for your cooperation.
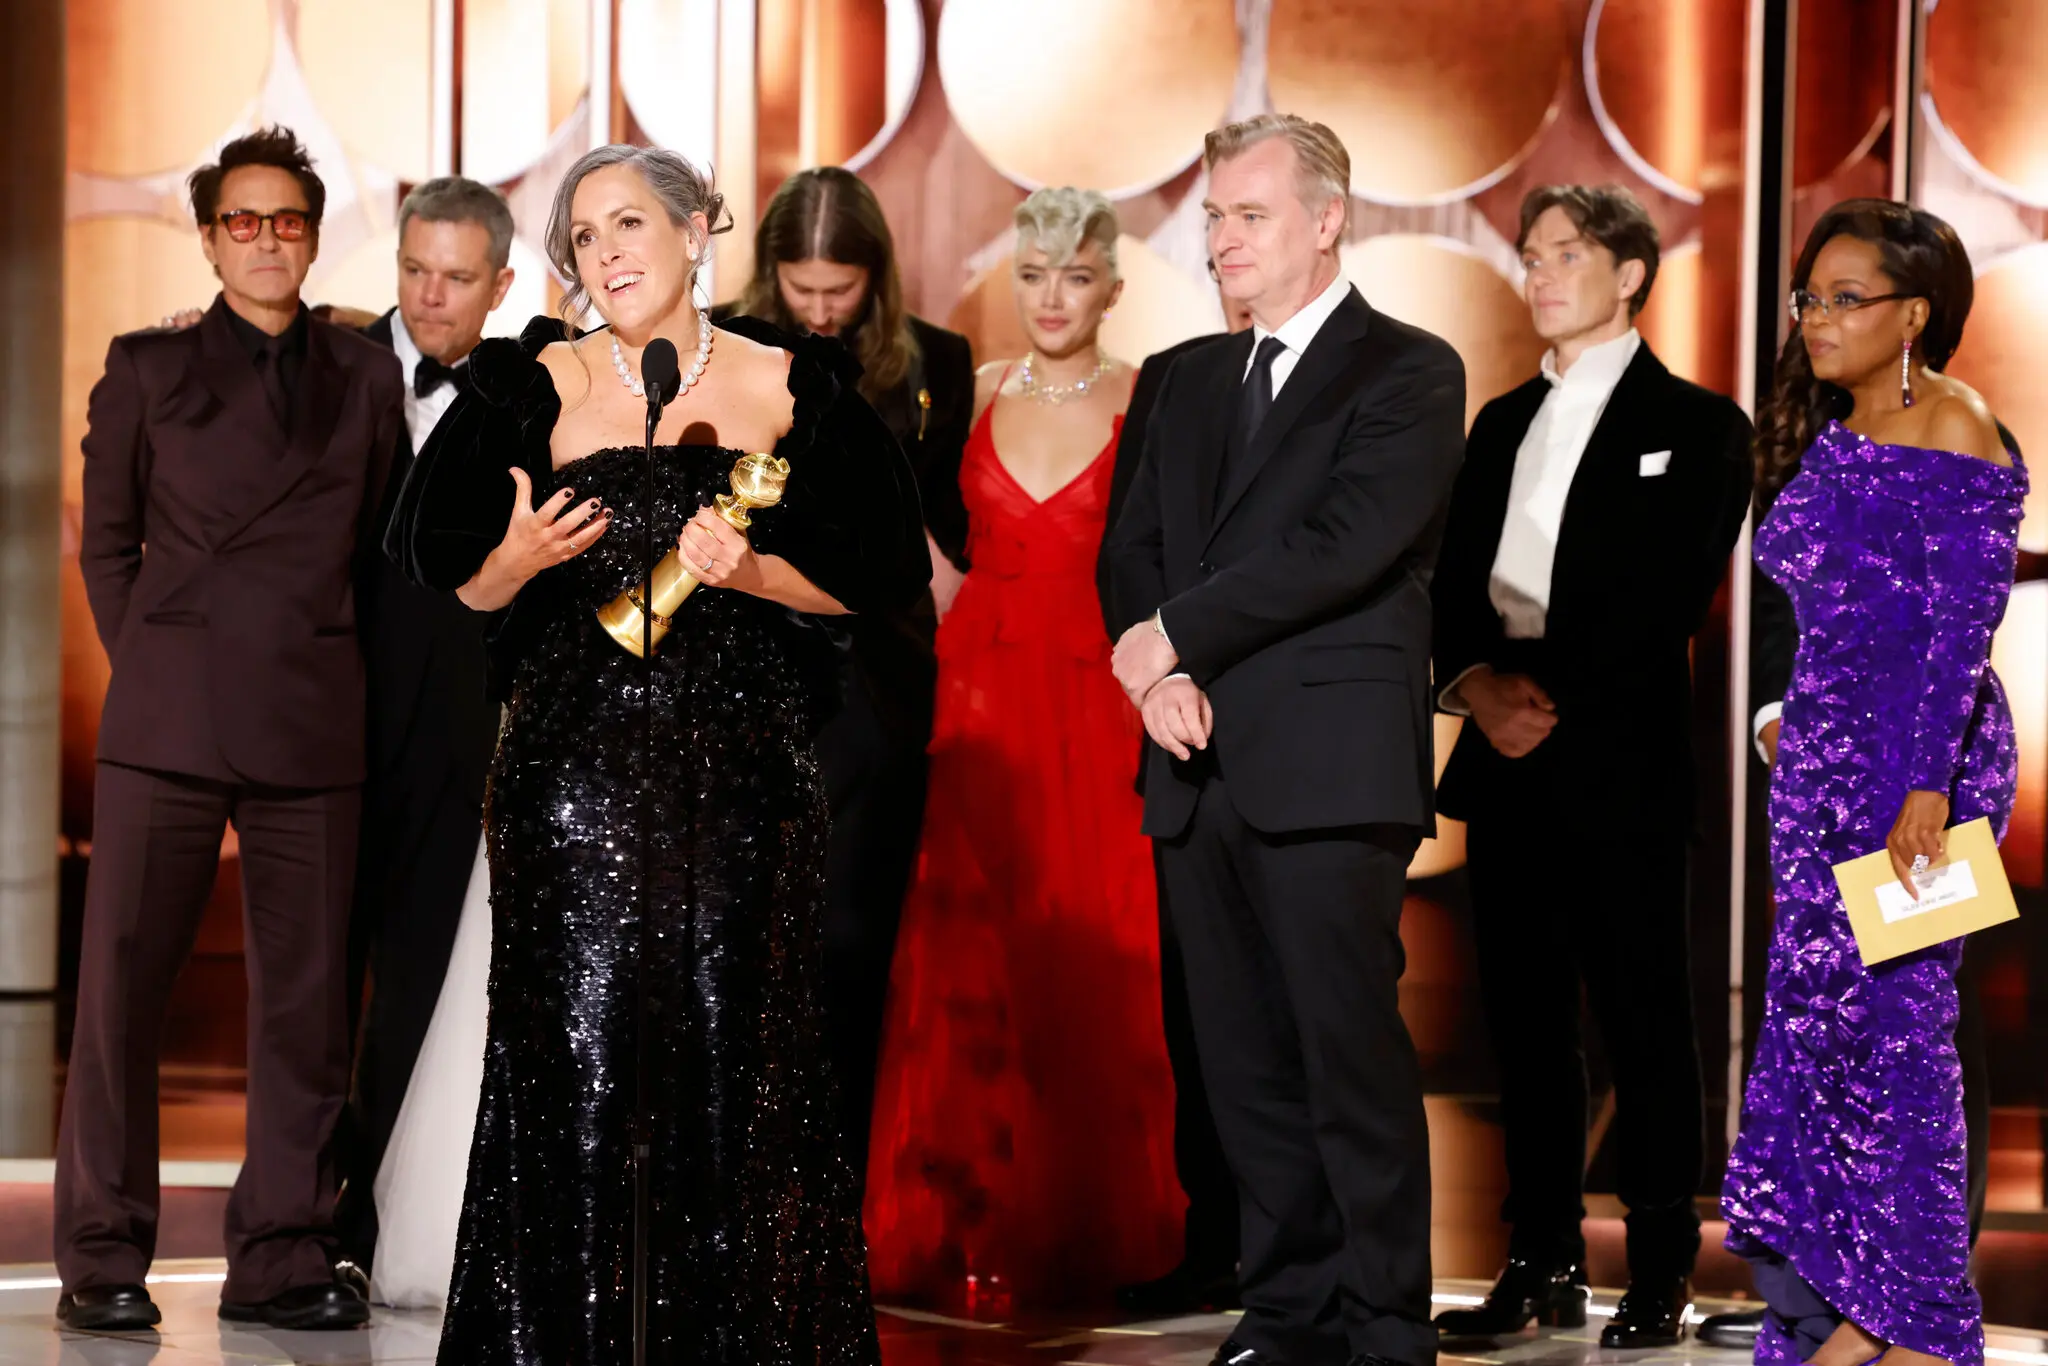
[1901,337,1915,409]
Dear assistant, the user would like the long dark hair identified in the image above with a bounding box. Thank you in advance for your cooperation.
[738,167,916,402]
[1756,198,1973,495]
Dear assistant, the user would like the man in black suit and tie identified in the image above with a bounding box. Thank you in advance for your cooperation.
[1102,113,1466,1366]
[1101,266,1254,1317]
[1429,185,1752,1346]
[333,176,516,1274]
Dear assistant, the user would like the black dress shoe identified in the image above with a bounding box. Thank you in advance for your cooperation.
[1696,1308,1764,1350]
[219,1277,370,1330]
[56,1283,161,1332]
[1210,1340,1280,1365]
[1434,1257,1589,1336]
[332,1259,370,1302]
[1116,1259,1241,1314]
[1598,1276,1691,1349]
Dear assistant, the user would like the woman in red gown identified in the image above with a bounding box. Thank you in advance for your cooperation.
[864,188,1181,1308]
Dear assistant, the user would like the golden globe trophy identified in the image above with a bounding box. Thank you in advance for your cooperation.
[597,450,792,656]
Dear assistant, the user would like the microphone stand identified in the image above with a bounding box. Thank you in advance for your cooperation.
[629,338,679,1366]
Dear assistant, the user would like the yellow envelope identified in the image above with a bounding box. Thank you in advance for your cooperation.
[1831,817,2019,967]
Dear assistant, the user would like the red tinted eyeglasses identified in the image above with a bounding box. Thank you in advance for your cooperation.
[214,209,312,242]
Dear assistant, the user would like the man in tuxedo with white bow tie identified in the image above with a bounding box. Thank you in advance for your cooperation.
[1430,185,1752,1347]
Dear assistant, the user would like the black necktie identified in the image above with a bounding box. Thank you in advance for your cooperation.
[414,355,464,399]
[1240,335,1287,450]
[255,339,291,425]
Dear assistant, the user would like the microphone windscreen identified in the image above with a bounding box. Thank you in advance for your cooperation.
[640,337,682,404]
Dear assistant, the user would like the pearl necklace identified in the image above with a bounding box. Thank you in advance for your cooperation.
[1018,348,1110,405]
[611,314,714,398]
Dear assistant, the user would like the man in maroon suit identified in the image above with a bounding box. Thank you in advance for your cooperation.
[55,126,405,1333]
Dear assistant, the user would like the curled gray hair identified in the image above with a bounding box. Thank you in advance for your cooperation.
[398,176,516,271]
[1013,187,1121,279]
[544,144,734,325]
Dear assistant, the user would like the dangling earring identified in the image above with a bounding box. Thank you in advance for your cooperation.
[1901,337,1916,409]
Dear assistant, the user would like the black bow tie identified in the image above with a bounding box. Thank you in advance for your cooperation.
[414,355,466,399]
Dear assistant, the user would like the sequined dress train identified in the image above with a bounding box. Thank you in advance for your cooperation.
[385,317,930,1365]
[1722,420,2027,1366]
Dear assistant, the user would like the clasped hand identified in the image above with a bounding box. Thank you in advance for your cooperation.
[1463,667,1557,759]
[1111,619,1212,759]
[1887,789,1950,899]
[677,505,762,594]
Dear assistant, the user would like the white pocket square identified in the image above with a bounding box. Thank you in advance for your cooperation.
[1638,450,1672,477]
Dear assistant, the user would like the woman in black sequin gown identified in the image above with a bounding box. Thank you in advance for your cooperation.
[384,145,928,1365]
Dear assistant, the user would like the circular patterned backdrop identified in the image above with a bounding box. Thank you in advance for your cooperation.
[1926,2,2048,205]
[1268,0,1567,204]
[1341,235,1545,429]
[937,0,1240,194]
[68,0,272,178]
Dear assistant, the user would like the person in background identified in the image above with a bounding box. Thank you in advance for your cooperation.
[334,175,516,1300]
[1098,258,1254,1317]
[57,125,404,1333]
[866,186,1181,1308]
[726,166,974,1179]
[1722,198,2023,1366]
[1430,184,1751,1346]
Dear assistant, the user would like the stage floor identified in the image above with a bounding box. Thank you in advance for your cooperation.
[4,1266,2048,1366]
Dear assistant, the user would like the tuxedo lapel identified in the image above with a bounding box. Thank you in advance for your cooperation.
[1193,330,1255,533]
[215,320,352,549]
[1466,380,1551,563]
[1548,345,1668,624]
[1207,288,1373,545]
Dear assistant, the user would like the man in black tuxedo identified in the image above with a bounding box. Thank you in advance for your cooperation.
[334,176,516,1273]
[1429,185,1752,1346]
[1102,114,1465,1366]
[1100,266,1254,1317]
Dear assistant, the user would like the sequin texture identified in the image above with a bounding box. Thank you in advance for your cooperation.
[1723,420,2027,1366]
[436,441,879,1365]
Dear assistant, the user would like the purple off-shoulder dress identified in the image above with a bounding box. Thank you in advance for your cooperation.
[1723,420,2027,1366]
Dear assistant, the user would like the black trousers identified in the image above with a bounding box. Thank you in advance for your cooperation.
[1463,809,1705,1280]
[334,758,484,1268]
[56,763,359,1303]
[1159,778,1433,1366]
[815,676,929,1181]
[1152,841,1240,1273]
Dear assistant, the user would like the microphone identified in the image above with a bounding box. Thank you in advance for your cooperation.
[640,337,681,421]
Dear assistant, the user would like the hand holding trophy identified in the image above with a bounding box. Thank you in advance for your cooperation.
[597,451,792,656]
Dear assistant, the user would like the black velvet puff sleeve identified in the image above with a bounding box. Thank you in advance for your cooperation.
[718,314,932,619]
[384,314,568,698]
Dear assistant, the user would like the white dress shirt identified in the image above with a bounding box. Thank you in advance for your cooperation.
[1489,328,1641,638]
[1242,271,1354,396]
[390,312,467,454]
[1438,328,1639,714]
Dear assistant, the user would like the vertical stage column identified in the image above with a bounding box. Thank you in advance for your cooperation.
[0,0,64,998]
[0,0,64,1160]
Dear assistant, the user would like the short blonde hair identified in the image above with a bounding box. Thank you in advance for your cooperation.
[1013,187,1121,279]
[1204,114,1351,225]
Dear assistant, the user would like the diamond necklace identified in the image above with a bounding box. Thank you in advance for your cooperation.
[1018,348,1110,406]
[611,313,714,398]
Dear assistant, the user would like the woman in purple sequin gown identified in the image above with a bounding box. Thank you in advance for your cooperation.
[1723,202,2026,1366]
